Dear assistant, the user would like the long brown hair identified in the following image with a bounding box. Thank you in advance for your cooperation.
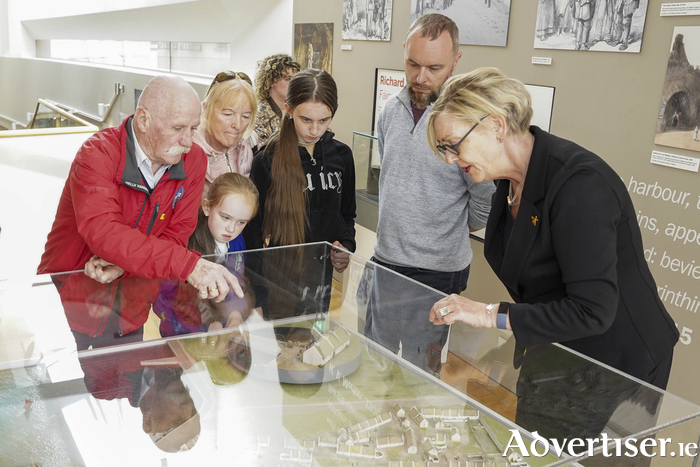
[263,68,338,246]
[189,173,259,257]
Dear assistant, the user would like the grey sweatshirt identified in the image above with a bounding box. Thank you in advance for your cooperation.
[374,86,496,272]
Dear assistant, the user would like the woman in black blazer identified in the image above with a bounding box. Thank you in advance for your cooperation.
[425,68,678,391]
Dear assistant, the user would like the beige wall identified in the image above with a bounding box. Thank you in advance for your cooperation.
[294,0,700,404]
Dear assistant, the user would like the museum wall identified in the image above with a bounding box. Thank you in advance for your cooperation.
[0,0,294,128]
[293,0,700,406]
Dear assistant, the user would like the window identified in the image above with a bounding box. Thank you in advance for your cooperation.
[42,40,232,77]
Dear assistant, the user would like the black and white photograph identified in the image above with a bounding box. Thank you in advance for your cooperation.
[343,0,393,41]
[654,26,700,153]
[294,23,334,74]
[410,0,511,47]
[534,0,648,53]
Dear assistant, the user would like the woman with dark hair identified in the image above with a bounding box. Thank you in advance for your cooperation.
[244,68,356,273]
[253,54,301,147]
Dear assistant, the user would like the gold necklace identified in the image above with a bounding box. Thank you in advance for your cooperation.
[507,160,529,207]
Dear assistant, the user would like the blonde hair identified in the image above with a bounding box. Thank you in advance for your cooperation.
[202,78,257,140]
[427,67,533,160]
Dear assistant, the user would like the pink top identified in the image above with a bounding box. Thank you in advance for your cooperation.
[193,126,259,196]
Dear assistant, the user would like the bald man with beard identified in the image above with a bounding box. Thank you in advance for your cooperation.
[39,75,242,350]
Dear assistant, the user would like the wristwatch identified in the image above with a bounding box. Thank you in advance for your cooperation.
[497,302,509,330]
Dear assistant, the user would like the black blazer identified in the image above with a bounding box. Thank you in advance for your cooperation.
[484,127,678,381]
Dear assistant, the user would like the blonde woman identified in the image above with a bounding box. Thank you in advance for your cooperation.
[427,67,677,391]
[195,71,259,195]
[427,67,678,442]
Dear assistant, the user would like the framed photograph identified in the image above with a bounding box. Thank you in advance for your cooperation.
[534,0,649,53]
[294,23,334,73]
[343,0,393,41]
[525,84,555,132]
[410,0,512,47]
[654,26,700,152]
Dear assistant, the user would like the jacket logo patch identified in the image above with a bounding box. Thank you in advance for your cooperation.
[160,214,166,220]
[172,186,185,209]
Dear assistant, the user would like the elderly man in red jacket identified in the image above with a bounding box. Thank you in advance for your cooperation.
[38,75,242,350]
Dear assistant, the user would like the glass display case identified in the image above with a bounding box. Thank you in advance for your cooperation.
[353,131,380,200]
[2,243,700,466]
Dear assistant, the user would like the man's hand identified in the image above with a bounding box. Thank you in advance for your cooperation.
[84,255,124,284]
[187,258,244,302]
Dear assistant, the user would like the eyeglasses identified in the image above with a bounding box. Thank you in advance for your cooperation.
[207,71,252,95]
[436,115,489,156]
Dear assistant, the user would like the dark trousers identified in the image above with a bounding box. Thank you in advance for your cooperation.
[363,257,470,373]
[71,307,144,351]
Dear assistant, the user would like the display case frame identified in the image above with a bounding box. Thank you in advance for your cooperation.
[1,242,699,466]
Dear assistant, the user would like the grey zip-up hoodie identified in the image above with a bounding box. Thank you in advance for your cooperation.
[374,86,495,272]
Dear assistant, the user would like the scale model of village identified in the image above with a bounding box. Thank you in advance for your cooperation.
[273,325,532,466]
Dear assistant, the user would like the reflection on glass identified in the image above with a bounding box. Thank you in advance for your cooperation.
[1,243,699,465]
[79,344,201,454]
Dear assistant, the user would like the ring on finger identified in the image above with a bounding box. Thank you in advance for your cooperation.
[208,286,218,292]
[437,306,451,317]
[199,290,208,296]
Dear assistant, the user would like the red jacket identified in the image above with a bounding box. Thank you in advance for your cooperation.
[80,343,175,405]
[38,117,205,336]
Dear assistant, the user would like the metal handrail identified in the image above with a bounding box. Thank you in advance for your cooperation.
[43,82,125,125]
[2,82,122,137]
[0,99,98,137]
[28,98,95,129]
[0,113,28,130]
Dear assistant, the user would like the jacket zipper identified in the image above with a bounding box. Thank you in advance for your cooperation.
[134,195,148,228]
[94,282,113,337]
[146,203,160,235]
[398,94,420,135]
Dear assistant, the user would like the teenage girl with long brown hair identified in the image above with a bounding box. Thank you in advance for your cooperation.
[244,68,356,273]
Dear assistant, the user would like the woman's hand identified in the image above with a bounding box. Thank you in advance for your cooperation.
[429,294,494,328]
[331,241,350,273]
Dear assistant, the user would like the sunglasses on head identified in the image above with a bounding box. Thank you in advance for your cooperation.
[207,71,252,95]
